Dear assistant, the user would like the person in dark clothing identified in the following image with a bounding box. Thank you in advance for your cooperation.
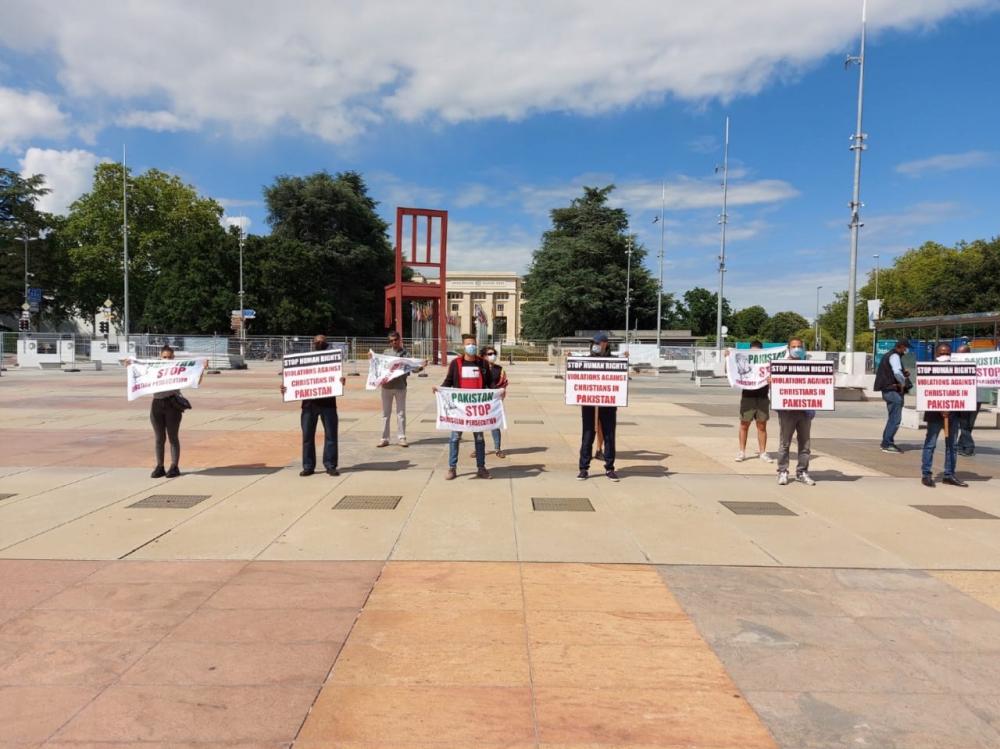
[281,335,346,477]
[955,343,985,456]
[921,342,967,488]
[873,339,910,453]
[435,333,494,479]
[479,345,509,458]
[577,332,619,482]
[149,344,184,478]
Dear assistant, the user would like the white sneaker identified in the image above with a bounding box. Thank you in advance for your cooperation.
[376,439,389,448]
[735,451,746,462]
[759,452,774,463]
[777,471,789,486]
[797,472,816,486]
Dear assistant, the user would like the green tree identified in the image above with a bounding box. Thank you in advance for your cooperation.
[729,305,769,339]
[793,326,838,352]
[254,171,394,334]
[760,311,809,343]
[682,286,731,336]
[522,185,664,338]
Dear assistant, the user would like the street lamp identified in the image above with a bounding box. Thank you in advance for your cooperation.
[624,231,632,347]
[873,254,880,299]
[815,285,823,350]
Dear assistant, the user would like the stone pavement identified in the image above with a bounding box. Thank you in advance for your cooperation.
[1,362,999,747]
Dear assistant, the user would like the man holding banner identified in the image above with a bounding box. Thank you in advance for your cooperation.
[369,331,425,448]
[725,340,784,463]
[280,335,346,477]
[434,333,504,480]
[918,343,975,487]
[569,333,625,482]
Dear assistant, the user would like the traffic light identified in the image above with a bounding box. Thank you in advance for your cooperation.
[18,318,29,332]
[99,321,109,335]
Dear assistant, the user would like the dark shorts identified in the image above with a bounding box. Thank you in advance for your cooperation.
[740,393,770,423]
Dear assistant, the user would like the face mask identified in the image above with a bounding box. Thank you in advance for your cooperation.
[486,354,497,363]
[464,344,478,355]
[591,344,603,354]
[790,347,806,360]
[936,355,950,362]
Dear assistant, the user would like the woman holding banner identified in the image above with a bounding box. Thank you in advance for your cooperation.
[475,345,508,458]
[149,344,186,478]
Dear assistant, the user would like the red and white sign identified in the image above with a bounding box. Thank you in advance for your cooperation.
[282,349,343,402]
[953,350,1000,389]
[126,357,207,401]
[916,361,977,412]
[565,357,629,407]
[769,360,836,411]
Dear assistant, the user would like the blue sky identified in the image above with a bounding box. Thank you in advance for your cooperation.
[2,1,998,319]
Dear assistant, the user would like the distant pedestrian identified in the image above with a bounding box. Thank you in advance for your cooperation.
[874,339,910,453]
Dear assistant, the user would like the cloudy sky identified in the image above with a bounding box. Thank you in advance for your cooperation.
[2,0,998,317]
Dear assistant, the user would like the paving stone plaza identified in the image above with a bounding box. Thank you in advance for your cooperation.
[1,362,999,747]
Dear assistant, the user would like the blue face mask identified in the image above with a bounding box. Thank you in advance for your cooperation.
[790,347,806,360]
[464,344,478,356]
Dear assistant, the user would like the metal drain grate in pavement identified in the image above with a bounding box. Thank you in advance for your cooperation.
[128,494,211,509]
[721,500,797,516]
[334,495,402,510]
[0,493,16,502]
[912,505,999,520]
[516,419,544,424]
[532,497,594,512]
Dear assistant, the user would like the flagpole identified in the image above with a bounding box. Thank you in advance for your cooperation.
[122,144,130,340]
[657,181,665,351]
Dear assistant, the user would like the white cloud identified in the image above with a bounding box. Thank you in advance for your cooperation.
[117,109,198,132]
[859,201,962,239]
[0,87,68,150]
[0,0,992,142]
[453,184,492,208]
[446,221,536,273]
[895,150,997,177]
[18,147,106,215]
[223,215,252,233]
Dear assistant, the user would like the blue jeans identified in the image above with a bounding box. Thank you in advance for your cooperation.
[491,428,502,451]
[301,401,338,471]
[881,389,903,448]
[921,414,957,477]
[449,431,485,469]
[957,406,980,453]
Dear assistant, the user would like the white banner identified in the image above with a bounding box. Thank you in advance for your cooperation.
[953,350,1000,389]
[565,356,629,407]
[867,299,882,330]
[916,361,977,412]
[127,357,207,401]
[726,346,788,390]
[435,388,506,432]
[769,360,836,411]
[366,351,425,390]
[282,349,343,402]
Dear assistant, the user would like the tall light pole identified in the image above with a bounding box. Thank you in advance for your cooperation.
[815,285,823,349]
[657,182,665,351]
[844,0,868,371]
[238,216,246,356]
[715,116,730,354]
[122,145,130,340]
[624,231,632,346]
[873,253,880,299]
[22,234,29,302]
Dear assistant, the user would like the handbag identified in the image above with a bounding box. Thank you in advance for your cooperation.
[171,393,193,411]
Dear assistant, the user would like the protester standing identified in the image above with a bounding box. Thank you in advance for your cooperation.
[148,344,185,479]
[776,338,816,486]
[376,331,422,448]
[921,343,967,487]
[734,340,775,463]
[481,345,508,458]
[436,333,493,480]
[281,334,346,477]
[577,332,619,482]
[874,339,910,453]
[955,343,984,457]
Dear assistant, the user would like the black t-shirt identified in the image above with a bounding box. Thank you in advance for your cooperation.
[742,384,769,399]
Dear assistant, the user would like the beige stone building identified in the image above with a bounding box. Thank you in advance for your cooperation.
[445,271,523,345]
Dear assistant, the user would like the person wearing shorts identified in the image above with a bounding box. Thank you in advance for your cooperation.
[736,340,774,463]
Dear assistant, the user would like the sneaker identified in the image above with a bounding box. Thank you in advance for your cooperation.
[759,452,775,463]
[881,444,903,454]
[299,469,315,477]
[398,438,409,448]
[476,468,491,479]
[576,470,589,480]
[606,470,620,482]
[165,465,180,478]
[777,471,789,486]
[445,468,457,480]
[735,451,746,463]
[797,472,816,486]
[376,439,389,448]
[150,465,166,478]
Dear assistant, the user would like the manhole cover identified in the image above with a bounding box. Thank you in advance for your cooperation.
[128,495,211,509]
[334,495,402,510]
[516,419,544,424]
[532,497,594,512]
[912,505,999,520]
[0,493,16,502]
[721,501,797,516]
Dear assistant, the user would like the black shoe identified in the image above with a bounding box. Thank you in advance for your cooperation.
[165,465,180,478]
[921,475,935,488]
[942,475,968,487]
[881,444,903,454]
[606,470,620,482]
[576,470,588,480]
[595,450,604,460]
[151,466,166,478]
[326,468,340,476]
[299,469,315,477]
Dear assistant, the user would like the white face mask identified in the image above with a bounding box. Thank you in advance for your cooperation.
[486,354,496,363]
[935,355,950,362]
[591,344,603,354]
[464,344,478,356]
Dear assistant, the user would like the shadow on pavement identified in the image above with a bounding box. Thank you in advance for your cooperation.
[196,465,284,476]
[348,460,415,471]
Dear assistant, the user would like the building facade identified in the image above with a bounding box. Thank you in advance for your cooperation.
[445,272,523,345]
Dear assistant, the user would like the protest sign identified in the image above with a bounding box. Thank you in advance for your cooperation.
[435,388,506,432]
[565,357,629,407]
[282,349,343,402]
[916,361,977,412]
[726,346,788,390]
[366,350,424,390]
[127,357,207,401]
[953,350,1000,389]
[769,360,836,411]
